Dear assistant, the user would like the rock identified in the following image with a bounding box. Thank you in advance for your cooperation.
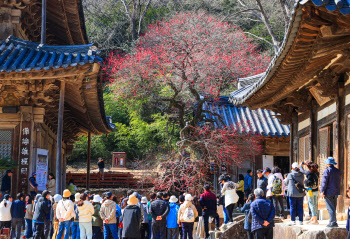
[214,231,222,238]
[324,227,348,239]
[298,230,326,239]
[220,217,247,239]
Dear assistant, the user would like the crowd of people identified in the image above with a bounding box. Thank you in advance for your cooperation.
[0,156,349,239]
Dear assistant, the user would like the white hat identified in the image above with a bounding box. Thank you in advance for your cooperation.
[292,162,299,169]
[75,193,81,202]
[93,195,103,203]
[53,194,62,203]
[185,194,192,201]
[141,197,148,204]
[169,195,178,203]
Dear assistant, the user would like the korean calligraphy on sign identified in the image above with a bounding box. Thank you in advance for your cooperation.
[19,122,31,193]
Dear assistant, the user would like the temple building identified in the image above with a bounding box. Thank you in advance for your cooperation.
[0,0,112,195]
[203,96,290,185]
[230,0,350,214]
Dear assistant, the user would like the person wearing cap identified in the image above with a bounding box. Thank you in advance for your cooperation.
[1,169,12,196]
[177,194,198,239]
[33,190,51,239]
[24,197,34,239]
[122,194,142,238]
[244,170,253,199]
[56,189,75,239]
[134,192,144,219]
[77,193,94,239]
[52,194,62,239]
[92,195,103,239]
[10,193,26,239]
[71,193,81,239]
[29,173,38,199]
[100,192,118,239]
[167,196,179,239]
[0,194,12,229]
[285,162,305,226]
[321,157,341,228]
[150,192,170,239]
[140,197,150,239]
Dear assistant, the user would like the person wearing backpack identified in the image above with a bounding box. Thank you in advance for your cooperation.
[285,163,305,225]
[300,161,319,225]
[270,167,285,220]
[166,196,179,239]
[177,194,198,239]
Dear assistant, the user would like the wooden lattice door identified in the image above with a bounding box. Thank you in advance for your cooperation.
[318,127,330,180]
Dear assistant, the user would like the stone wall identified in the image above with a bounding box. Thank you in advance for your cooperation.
[220,215,247,239]
[273,223,348,239]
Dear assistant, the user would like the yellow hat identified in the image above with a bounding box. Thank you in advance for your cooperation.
[63,189,71,198]
[127,194,139,206]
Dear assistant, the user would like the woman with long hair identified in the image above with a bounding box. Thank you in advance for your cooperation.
[24,198,34,238]
[300,161,319,224]
[0,194,12,229]
[47,173,56,195]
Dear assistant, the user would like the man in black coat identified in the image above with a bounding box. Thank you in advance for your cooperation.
[33,190,51,239]
[150,192,169,239]
[1,170,12,196]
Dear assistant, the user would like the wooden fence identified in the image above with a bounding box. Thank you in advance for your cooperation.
[66,172,148,188]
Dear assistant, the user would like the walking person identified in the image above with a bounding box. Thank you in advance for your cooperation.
[244,170,253,198]
[166,196,179,239]
[250,188,275,239]
[1,170,12,197]
[97,158,105,180]
[92,195,103,239]
[47,173,56,195]
[149,192,170,239]
[257,170,268,199]
[77,193,94,239]
[29,173,38,199]
[100,192,119,239]
[221,181,238,223]
[285,163,305,225]
[0,194,12,229]
[52,194,62,239]
[236,174,245,208]
[56,189,75,239]
[241,194,255,239]
[270,167,285,220]
[199,185,219,239]
[300,161,319,224]
[218,175,229,224]
[122,194,142,239]
[177,194,198,239]
[321,157,341,228]
[33,191,51,239]
[24,198,34,239]
[11,193,26,239]
[141,197,150,239]
[72,193,81,239]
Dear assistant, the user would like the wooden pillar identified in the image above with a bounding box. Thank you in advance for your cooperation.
[86,132,91,190]
[337,79,345,212]
[290,111,298,165]
[56,81,65,195]
[310,100,318,161]
[41,0,46,45]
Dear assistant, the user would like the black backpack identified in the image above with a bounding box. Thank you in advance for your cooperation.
[305,173,318,190]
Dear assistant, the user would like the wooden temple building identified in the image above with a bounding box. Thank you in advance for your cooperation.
[203,96,290,186]
[230,0,350,213]
[0,0,112,195]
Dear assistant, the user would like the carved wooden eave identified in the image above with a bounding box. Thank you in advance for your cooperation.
[230,2,350,116]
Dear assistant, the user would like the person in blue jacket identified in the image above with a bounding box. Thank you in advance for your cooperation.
[1,170,12,196]
[244,170,253,198]
[346,186,350,239]
[320,157,341,228]
[241,194,255,239]
[166,196,179,239]
[11,193,25,239]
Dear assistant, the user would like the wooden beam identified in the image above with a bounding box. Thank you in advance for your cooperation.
[86,131,91,190]
[56,80,65,195]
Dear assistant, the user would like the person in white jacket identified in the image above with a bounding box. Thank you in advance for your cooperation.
[0,194,12,229]
[269,167,285,220]
[56,189,75,239]
[77,193,94,239]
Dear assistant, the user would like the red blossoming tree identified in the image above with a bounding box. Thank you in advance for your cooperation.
[107,12,269,193]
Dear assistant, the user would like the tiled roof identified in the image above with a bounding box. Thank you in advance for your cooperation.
[203,97,290,138]
[237,72,265,89]
[308,0,350,15]
[0,36,102,73]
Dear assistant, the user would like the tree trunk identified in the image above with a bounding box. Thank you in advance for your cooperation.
[255,0,280,53]
[278,0,291,31]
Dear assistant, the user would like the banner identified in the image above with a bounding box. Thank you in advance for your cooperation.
[35,149,49,192]
[19,122,31,194]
